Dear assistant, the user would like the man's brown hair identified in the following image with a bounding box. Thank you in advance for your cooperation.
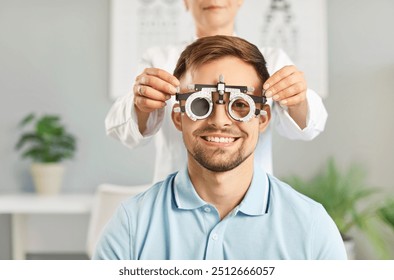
[173,35,269,85]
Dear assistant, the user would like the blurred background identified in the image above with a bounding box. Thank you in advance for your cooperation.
[0,0,393,260]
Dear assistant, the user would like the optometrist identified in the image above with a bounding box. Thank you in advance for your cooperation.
[105,0,328,183]
[94,36,346,260]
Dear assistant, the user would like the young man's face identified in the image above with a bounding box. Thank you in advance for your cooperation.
[184,0,243,32]
[172,57,270,172]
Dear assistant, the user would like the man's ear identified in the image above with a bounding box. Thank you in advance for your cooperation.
[258,104,271,133]
[183,0,189,11]
[171,104,183,132]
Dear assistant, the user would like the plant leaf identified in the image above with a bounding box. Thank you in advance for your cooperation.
[15,133,43,150]
[19,113,35,127]
[379,199,394,231]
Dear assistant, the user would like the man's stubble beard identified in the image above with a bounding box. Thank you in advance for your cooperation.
[188,141,253,173]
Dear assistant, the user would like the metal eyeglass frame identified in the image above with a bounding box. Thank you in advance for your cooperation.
[174,75,267,122]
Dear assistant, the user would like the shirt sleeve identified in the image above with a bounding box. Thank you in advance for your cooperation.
[92,203,133,260]
[310,204,348,260]
[104,48,166,148]
[264,48,328,141]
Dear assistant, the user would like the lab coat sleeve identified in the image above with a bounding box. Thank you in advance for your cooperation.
[265,48,328,140]
[104,49,166,148]
[273,88,328,140]
[105,92,165,148]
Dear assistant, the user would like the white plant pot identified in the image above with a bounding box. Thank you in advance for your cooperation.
[30,163,65,195]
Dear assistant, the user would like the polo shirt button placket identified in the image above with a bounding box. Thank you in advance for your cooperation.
[212,233,218,241]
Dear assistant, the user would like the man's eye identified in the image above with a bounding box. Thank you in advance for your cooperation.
[233,101,248,109]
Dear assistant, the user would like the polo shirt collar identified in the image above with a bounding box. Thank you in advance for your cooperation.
[238,166,271,216]
[173,166,271,215]
[173,167,206,210]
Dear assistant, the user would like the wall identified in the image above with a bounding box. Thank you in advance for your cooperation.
[0,0,393,259]
[0,0,155,259]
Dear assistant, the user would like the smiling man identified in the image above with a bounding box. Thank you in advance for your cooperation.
[94,36,346,260]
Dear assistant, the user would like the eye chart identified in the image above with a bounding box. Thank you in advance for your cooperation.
[109,0,327,99]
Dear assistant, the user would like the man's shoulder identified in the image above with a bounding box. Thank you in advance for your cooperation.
[266,174,346,259]
[267,174,326,214]
[121,172,177,210]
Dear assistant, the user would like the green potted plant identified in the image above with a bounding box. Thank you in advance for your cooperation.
[283,158,385,259]
[379,199,394,231]
[16,113,77,195]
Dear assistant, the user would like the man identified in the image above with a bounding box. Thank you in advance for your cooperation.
[95,36,345,260]
[105,0,328,182]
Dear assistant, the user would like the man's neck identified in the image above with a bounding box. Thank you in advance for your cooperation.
[187,156,254,220]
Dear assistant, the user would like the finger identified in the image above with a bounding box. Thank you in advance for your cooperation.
[263,65,298,91]
[136,74,178,95]
[134,84,171,102]
[142,68,180,87]
[270,80,306,102]
[277,91,307,107]
[134,95,166,112]
[265,69,306,97]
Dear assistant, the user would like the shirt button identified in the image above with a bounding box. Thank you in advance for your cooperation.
[204,207,211,213]
[212,233,218,240]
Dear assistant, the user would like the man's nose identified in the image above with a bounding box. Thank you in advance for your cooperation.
[207,103,232,128]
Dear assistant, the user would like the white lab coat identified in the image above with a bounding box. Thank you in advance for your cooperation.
[105,42,328,183]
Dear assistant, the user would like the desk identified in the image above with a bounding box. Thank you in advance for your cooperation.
[0,194,93,259]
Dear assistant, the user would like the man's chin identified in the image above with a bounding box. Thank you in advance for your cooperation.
[194,155,244,173]
[189,146,252,173]
[201,163,239,173]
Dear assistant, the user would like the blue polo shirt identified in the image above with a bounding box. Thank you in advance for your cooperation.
[93,167,347,260]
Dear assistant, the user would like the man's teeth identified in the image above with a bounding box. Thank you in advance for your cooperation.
[205,136,235,143]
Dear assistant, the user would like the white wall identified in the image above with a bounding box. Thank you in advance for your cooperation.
[0,0,393,259]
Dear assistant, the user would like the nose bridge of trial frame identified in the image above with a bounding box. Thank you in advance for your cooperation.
[186,74,255,105]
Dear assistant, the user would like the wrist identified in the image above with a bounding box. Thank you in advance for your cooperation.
[134,104,150,135]
[287,99,308,129]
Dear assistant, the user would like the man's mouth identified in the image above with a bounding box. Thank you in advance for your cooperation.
[202,136,237,143]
